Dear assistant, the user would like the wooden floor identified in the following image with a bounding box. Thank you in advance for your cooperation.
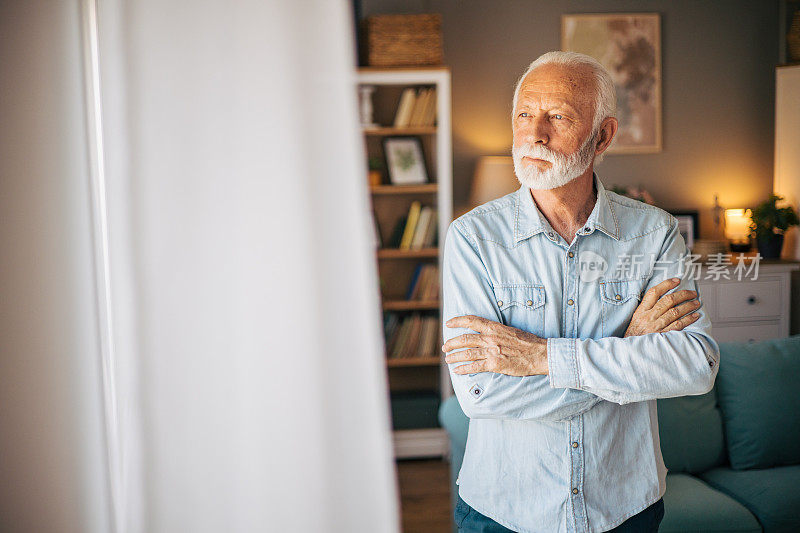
[397,458,453,533]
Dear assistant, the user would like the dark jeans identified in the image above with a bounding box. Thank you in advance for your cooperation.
[454,494,665,532]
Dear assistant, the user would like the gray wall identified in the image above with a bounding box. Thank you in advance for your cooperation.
[359,0,779,238]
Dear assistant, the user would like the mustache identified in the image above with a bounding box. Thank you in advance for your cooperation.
[512,143,564,163]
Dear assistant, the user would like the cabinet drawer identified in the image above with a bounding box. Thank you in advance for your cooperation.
[695,282,717,321]
[711,322,782,343]
[716,279,782,320]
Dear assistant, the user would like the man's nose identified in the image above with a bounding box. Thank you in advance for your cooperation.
[530,116,549,145]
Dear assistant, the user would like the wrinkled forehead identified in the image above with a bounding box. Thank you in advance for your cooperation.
[515,64,596,113]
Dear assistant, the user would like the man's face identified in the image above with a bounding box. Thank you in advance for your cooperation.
[511,63,598,190]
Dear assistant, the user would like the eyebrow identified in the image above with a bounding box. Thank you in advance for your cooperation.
[516,101,579,115]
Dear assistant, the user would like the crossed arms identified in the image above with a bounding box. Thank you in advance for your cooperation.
[441,219,721,421]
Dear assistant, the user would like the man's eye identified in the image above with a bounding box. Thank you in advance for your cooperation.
[552,114,563,120]
[518,112,530,118]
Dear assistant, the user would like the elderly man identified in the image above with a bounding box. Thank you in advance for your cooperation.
[441,51,719,533]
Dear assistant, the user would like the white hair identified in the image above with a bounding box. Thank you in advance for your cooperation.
[511,51,617,160]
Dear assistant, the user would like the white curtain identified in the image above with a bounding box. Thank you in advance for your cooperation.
[0,1,399,532]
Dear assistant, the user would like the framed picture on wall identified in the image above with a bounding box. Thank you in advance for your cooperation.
[561,13,662,154]
[382,136,429,185]
[669,210,699,251]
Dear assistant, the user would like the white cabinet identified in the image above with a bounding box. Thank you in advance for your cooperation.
[695,263,799,343]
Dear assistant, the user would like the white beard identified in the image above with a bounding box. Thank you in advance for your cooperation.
[512,130,598,190]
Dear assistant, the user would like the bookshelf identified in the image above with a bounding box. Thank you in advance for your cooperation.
[358,67,452,459]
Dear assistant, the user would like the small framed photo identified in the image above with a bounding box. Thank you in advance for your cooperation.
[382,136,429,185]
[669,210,699,251]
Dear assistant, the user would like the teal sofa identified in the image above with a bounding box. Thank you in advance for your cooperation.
[438,335,800,532]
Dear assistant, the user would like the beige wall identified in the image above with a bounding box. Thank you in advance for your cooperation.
[359,0,779,238]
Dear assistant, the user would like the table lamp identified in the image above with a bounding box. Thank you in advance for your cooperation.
[469,156,519,207]
[725,208,753,252]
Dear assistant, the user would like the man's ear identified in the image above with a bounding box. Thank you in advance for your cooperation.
[595,117,618,155]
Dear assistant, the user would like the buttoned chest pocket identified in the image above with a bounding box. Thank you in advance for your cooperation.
[492,284,546,336]
[600,278,646,337]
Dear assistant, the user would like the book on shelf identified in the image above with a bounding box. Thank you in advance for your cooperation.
[384,312,400,339]
[399,201,422,249]
[387,215,407,248]
[423,207,438,247]
[408,88,428,127]
[411,87,436,127]
[385,312,441,359]
[410,206,432,249]
[393,88,416,128]
[406,263,423,300]
[392,87,437,128]
[388,202,436,251]
[406,263,439,300]
[370,209,382,248]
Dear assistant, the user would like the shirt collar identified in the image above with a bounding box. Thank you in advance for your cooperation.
[514,172,620,243]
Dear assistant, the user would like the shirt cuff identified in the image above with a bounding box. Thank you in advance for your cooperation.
[547,337,580,390]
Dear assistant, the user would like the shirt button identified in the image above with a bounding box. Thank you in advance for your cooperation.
[615,294,622,301]
[572,441,579,448]
[572,488,579,494]
[568,251,574,258]
[497,300,503,307]
[567,299,574,306]
[709,360,715,367]
[547,231,554,239]
[526,300,533,306]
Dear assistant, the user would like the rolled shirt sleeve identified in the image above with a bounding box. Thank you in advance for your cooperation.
[442,220,603,420]
[547,216,720,405]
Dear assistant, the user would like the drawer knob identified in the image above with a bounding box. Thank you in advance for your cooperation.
[747,296,757,305]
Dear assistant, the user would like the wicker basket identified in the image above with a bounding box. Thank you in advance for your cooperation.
[360,14,443,67]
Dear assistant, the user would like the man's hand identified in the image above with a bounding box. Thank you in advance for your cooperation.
[441,278,701,376]
[625,277,701,337]
[442,315,547,376]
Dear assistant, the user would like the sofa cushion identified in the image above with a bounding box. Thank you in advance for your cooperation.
[657,389,726,474]
[659,473,761,533]
[700,465,800,532]
[716,336,800,469]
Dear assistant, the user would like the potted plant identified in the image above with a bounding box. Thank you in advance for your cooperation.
[749,194,799,259]
[367,156,383,187]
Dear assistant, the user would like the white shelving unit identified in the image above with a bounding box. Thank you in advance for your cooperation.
[357,67,453,459]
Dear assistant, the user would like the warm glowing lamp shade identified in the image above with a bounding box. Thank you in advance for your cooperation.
[469,156,519,207]
[725,208,752,248]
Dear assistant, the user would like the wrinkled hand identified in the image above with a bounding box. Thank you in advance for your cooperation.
[625,277,701,337]
[441,315,548,376]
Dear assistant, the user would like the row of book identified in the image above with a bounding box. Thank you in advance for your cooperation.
[393,87,437,128]
[385,312,441,360]
[381,201,438,250]
[406,263,439,301]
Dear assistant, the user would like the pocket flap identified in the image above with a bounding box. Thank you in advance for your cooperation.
[600,278,644,304]
[492,285,545,311]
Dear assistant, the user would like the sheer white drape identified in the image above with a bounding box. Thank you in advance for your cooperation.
[1,0,399,531]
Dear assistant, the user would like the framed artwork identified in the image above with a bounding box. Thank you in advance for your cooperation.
[561,13,662,154]
[382,136,429,185]
[669,210,699,251]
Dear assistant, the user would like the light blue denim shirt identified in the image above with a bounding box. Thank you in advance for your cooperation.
[442,172,720,533]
